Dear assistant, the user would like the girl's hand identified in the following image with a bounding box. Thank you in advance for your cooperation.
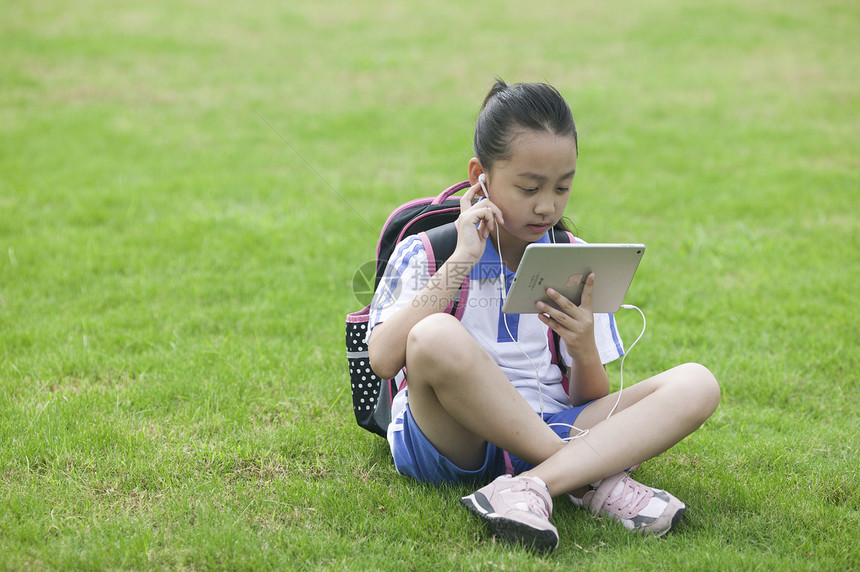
[536,273,600,362]
[453,182,505,264]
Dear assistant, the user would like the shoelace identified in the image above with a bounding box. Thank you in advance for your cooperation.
[603,475,651,517]
[512,480,551,519]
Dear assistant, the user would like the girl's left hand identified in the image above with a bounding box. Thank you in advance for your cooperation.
[536,273,599,360]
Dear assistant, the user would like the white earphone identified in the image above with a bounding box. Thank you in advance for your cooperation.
[478,173,489,199]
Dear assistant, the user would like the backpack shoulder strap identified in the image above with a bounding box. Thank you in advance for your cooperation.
[419,222,469,318]
[422,221,458,271]
[549,326,570,396]
[549,227,576,244]
[547,226,578,394]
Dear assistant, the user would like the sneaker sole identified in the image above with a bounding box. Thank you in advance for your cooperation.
[460,495,559,553]
[646,504,686,538]
[667,505,686,535]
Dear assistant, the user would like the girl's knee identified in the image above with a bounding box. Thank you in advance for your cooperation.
[406,313,469,365]
[407,313,460,345]
[405,314,485,394]
[677,362,720,417]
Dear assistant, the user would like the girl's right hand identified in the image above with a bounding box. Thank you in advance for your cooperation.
[454,182,505,264]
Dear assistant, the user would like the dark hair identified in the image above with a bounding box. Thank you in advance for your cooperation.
[474,79,578,170]
[474,79,578,232]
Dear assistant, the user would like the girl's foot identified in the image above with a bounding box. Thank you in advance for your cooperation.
[570,472,686,536]
[460,474,559,552]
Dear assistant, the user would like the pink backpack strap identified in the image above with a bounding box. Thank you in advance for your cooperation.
[503,450,515,476]
[445,276,470,319]
[432,180,470,204]
[417,224,470,319]
[548,327,570,396]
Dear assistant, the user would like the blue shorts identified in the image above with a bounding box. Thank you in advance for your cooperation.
[389,400,593,486]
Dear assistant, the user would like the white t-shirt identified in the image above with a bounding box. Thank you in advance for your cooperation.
[367,231,624,418]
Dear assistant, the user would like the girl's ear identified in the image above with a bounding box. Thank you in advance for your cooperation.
[467,157,485,188]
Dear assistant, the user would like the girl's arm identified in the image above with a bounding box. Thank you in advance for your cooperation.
[537,274,611,406]
[368,251,475,379]
[564,348,611,406]
[367,183,504,380]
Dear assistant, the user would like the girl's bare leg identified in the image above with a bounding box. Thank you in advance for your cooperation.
[522,363,720,496]
[403,312,719,494]
[404,313,565,470]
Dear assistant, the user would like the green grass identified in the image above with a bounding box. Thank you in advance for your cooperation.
[1,0,857,569]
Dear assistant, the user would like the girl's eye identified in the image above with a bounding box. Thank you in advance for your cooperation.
[557,187,570,193]
[519,187,539,193]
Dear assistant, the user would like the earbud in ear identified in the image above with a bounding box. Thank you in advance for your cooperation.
[478,173,489,199]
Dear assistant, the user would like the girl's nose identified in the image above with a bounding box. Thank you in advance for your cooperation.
[534,193,555,215]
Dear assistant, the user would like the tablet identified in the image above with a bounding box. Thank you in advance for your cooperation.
[501,243,646,314]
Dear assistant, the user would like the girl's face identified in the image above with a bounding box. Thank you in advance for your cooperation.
[472,130,577,251]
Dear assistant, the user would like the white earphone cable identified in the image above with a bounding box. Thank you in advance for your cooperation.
[481,174,645,443]
[607,304,646,419]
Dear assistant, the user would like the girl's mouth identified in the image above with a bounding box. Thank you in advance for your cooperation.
[527,223,551,233]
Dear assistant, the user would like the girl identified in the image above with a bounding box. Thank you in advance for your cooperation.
[366,80,720,552]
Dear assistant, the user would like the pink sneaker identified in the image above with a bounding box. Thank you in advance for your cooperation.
[571,472,686,536]
[460,475,559,552]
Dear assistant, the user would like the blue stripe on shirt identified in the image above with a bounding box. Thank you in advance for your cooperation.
[369,236,424,328]
[608,313,624,357]
[498,312,520,343]
[497,273,519,343]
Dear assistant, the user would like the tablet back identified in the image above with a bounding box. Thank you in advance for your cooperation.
[501,243,645,314]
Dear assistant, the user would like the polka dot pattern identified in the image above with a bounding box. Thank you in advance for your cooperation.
[346,319,391,434]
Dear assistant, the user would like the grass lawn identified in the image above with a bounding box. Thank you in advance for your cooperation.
[1,0,858,569]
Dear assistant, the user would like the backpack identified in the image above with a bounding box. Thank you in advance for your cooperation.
[345,180,574,437]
